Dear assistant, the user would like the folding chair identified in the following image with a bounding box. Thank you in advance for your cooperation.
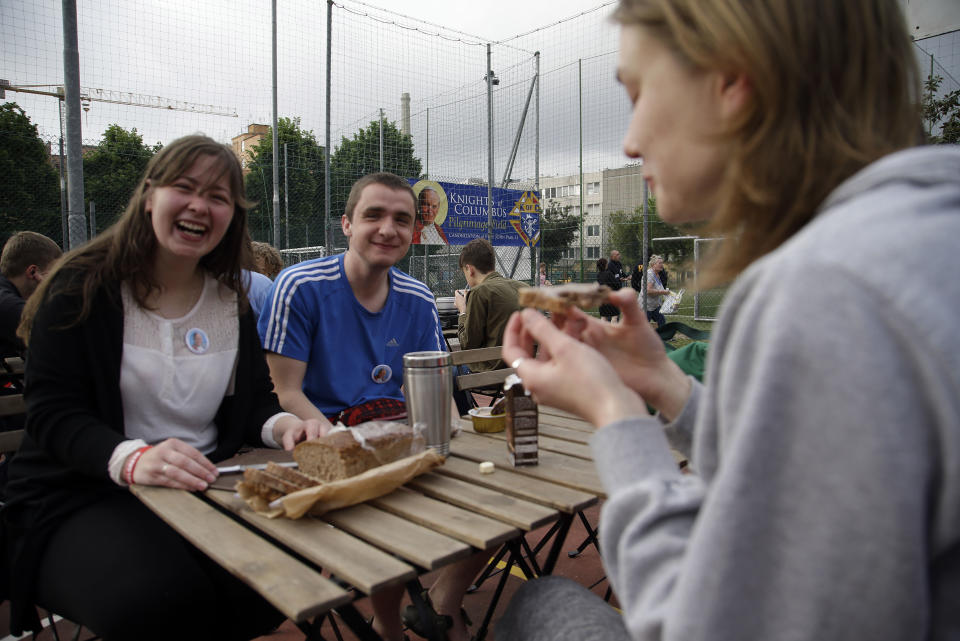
[449,346,515,411]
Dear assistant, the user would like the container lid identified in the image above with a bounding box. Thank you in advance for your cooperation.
[403,351,452,368]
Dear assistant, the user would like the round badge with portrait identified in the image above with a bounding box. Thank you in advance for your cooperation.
[185,328,210,355]
[371,364,392,384]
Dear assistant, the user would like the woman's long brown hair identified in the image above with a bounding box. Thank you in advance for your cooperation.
[613,0,923,287]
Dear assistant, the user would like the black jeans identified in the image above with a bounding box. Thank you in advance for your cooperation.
[646,305,666,328]
[34,492,284,641]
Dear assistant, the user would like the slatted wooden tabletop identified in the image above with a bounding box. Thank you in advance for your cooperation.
[456,418,593,460]
[131,410,608,629]
[132,485,351,622]
[450,431,606,498]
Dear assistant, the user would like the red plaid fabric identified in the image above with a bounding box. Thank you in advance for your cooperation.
[327,398,407,427]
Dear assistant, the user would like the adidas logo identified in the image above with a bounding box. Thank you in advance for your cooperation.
[386,338,399,347]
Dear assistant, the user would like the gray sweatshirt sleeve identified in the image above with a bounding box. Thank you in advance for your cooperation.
[590,261,945,641]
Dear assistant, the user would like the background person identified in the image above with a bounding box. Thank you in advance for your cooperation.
[608,249,627,285]
[251,240,283,280]
[630,262,644,297]
[498,0,960,639]
[0,135,324,640]
[538,261,551,286]
[645,254,670,327]
[0,231,62,360]
[454,238,526,371]
[595,257,620,322]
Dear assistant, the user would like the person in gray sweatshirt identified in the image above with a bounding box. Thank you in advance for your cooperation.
[496,1,960,640]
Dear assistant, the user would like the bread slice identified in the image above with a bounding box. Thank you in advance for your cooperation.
[242,462,322,500]
[517,283,611,313]
[293,429,414,481]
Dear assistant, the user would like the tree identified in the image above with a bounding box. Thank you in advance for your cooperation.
[607,196,691,269]
[538,199,580,280]
[922,74,960,144]
[84,125,159,233]
[244,117,325,248]
[607,208,643,269]
[329,118,422,249]
[0,102,62,245]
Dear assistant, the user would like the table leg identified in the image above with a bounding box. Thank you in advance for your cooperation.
[541,512,574,575]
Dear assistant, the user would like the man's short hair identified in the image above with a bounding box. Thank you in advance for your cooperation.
[458,238,496,273]
[0,231,62,278]
[344,173,417,221]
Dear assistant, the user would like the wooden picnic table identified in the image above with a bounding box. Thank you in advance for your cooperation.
[130,411,601,641]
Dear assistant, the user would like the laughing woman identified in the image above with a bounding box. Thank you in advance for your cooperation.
[1,135,324,640]
[498,1,960,640]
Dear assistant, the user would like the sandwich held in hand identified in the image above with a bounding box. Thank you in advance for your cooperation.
[517,283,611,313]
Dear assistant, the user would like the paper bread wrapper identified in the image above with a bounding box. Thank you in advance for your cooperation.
[236,448,445,519]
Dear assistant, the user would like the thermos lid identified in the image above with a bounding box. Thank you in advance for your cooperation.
[403,351,452,368]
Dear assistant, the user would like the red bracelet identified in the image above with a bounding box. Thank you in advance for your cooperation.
[124,446,152,485]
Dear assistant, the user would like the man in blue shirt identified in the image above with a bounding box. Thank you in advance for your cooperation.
[259,173,445,426]
[259,173,479,641]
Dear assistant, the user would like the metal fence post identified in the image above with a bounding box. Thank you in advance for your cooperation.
[271,0,280,248]
[324,0,332,253]
[284,142,289,249]
[486,43,494,243]
[578,58,583,282]
[62,0,86,250]
[641,179,649,312]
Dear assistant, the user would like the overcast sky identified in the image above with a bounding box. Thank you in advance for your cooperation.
[2,0,629,183]
[361,0,613,42]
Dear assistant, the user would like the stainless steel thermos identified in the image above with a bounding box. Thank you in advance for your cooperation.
[402,351,453,456]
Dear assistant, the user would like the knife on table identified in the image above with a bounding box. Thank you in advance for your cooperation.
[216,461,298,474]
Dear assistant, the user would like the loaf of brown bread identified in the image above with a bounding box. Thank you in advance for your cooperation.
[293,428,414,481]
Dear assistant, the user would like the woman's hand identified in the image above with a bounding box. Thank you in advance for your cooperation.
[515,289,692,420]
[502,309,648,427]
[273,416,330,450]
[580,289,690,419]
[130,438,218,491]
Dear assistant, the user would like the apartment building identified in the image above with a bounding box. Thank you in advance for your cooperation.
[538,165,646,262]
[231,123,269,172]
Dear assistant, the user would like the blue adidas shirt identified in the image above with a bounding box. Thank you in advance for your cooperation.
[258,254,445,416]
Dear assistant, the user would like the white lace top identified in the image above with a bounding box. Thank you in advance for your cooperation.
[119,276,239,455]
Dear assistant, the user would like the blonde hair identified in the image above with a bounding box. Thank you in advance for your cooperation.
[252,241,284,280]
[19,135,252,344]
[614,0,922,285]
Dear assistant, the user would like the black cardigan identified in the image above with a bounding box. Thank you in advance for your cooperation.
[1,273,282,632]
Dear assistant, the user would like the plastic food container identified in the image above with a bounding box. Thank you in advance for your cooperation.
[468,407,506,433]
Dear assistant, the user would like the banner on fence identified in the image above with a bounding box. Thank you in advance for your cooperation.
[409,179,540,247]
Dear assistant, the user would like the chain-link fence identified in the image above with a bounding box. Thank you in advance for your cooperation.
[2,1,958,321]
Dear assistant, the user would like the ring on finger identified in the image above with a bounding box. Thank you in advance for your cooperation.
[161,463,170,474]
[510,358,525,370]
